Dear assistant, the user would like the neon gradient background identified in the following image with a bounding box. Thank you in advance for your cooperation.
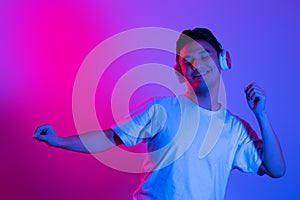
[1,0,299,199]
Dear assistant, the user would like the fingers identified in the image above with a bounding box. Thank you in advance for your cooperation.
[244,82,267,114]
[248,88,265,101]
[33,124,53,140]
[244,82,266,101]
[33,124,61,147]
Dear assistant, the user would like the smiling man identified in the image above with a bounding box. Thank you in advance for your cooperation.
[34,28,286,200]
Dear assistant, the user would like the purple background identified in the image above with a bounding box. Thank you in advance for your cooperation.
[1,0,299,199]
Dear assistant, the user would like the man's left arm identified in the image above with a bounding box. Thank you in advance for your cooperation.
[245,82,286,178]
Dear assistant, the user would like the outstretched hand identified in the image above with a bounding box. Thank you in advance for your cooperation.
[244,82,266,116]
[33,124,62,147]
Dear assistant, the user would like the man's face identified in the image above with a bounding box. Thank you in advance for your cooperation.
[178,39,221,94]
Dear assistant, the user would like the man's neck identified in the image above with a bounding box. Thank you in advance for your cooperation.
[186,87,221,111]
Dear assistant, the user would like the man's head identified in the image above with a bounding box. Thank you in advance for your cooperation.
[175,28,230,94]
[176,28,222,67]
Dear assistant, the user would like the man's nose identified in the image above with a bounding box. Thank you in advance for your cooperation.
[192,59,205,71]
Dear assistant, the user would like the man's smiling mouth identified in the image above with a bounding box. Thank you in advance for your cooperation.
[193,70,211,78]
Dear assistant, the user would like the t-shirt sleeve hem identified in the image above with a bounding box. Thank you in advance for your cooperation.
[112,125,135,147]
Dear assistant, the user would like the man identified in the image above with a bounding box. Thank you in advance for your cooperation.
[34,28,285,199]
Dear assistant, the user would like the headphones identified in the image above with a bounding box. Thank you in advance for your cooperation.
[218,41,231,71]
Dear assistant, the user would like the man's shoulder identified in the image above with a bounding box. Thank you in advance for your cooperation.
[225,111,259,140]
[223,109,244,123]
[221,109,250,131]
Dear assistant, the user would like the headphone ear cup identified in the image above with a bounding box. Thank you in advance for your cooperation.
[219,50,230,71]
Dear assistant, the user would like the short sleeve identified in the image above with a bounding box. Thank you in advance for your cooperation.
[232,118,263,173]
[112,98,167,147]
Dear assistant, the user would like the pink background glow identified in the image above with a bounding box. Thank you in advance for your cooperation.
[1,0,299,199]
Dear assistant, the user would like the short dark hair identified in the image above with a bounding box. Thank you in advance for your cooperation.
[176,28,222,65]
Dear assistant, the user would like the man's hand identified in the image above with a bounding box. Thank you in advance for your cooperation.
[244,82,266,116]
[33,124,119,153]
[33,124,63,147]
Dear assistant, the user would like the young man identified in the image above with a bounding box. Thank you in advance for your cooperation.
[34,28,285,199]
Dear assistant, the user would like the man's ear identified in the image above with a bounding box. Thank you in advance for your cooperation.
[174,64,185,83]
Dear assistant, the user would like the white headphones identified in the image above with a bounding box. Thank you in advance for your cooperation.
[218,42,231,71]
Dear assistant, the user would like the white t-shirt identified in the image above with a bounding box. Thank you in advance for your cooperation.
[112,95,262,200]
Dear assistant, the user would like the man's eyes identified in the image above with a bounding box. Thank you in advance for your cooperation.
[183,53,211,65]
[200,52,211,60]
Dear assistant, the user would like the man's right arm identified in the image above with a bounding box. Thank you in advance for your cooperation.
[33,124,123,154]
